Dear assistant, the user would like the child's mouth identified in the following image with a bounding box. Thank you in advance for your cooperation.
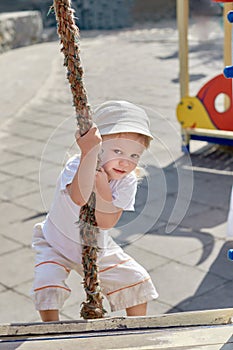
[113,168,125,174]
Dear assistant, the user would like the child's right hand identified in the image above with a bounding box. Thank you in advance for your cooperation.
[94,167,109,195]
[75,126,102,156]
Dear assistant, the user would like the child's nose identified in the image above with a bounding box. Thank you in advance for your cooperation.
[119,158,131,167]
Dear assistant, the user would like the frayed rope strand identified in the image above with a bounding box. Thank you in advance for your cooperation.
[52,0,106,319]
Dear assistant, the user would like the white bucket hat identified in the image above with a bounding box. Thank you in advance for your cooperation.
[93,100,153,140]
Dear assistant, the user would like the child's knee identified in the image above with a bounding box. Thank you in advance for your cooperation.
[31,261,71,310]
[31,285,71,311]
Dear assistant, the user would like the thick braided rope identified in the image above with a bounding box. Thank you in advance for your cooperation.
[53,0,105,319]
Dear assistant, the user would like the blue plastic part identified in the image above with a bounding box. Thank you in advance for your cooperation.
[228,249,233,260]
[227,11,233,23]
[223,65,233,78]
[190,134,233,146]
[181,144,190,153]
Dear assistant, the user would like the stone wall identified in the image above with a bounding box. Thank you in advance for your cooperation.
[0,11,43,53]
[132,0,176,23]
[0,0,222,30]
[132,0,221,23]
[0,1,54,27]
[0,0,134,30]
[0,1,222,54]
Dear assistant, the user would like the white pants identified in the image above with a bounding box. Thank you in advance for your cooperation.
[31,225,158,312]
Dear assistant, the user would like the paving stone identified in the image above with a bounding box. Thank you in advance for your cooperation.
[0,172,12,183]
[133,229,212,262]
[0,247,34,287]
[150,261,226,307]
[50,131,77,148]
[115,198,165,242]
[0,234,22,255]
[0,177,37,201]
[0,134,30,151]
[31,128,58,145]
[39,164,63,188]
[0,41,62,127]
[190,173,233,210]
[32,110,76,131]
[0,284,6,293]
[1,217,46,246]
[8,139,47,159]
[0,202,35,226]
[178,279,233,312]
[125,244,170,272]
[0,290,38,323]
[142,195,197,233]
[1,158,40,177]
[23,108,74,129]
[201,222,227,240]
[35,114,75,135]
[0,150,25,166]
[23,171,40,183]
[41,147,72,166]
[177,239,233,281]
[7,120,42,137]
[14,279,33,297]
[148,300,181,315]
[13,187,55,213]
[181,207,228,232]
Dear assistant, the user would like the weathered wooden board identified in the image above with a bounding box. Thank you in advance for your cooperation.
[1,309,233,349]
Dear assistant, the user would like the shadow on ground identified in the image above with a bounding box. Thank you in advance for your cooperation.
[115,145,233,312]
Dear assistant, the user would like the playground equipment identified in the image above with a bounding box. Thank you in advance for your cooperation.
[221,5,233,262]
[228,248,233,259]
[224,10,233,76]
[176,0,233,152]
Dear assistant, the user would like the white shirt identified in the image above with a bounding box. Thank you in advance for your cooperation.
[41,155,137,263]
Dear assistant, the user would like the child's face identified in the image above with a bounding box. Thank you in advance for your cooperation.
[100,133,146,181]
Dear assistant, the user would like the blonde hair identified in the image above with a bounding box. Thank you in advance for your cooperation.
[102,132,151,149]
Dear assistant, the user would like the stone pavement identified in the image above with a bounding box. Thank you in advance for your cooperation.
[0,18,233,324]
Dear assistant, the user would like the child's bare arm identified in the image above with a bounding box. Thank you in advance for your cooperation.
[94,168,123,229]
[67,127,102,206]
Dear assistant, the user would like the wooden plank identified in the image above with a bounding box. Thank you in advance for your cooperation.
[1,324,233,349]
[223,2,233,110]
[187,127,233,139]
[1,308,233,337]
[177,0,189,99]
[183,127,233,150]
[224,2,233,68]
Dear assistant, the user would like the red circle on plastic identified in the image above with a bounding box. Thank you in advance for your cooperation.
[197,74,233,131]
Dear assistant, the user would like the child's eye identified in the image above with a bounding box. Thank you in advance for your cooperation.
[131,154,140,160]
[114,149,122,155]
